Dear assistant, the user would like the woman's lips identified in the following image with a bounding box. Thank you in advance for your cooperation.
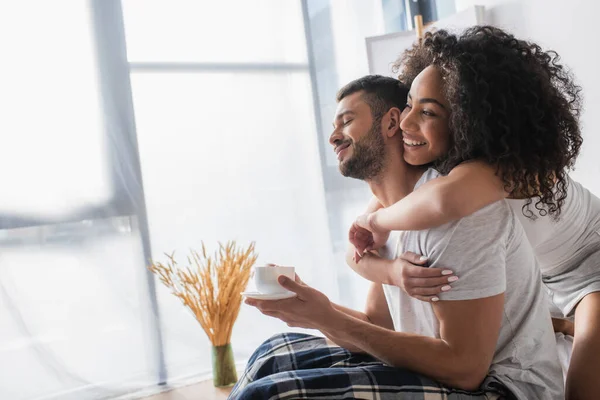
[402,137,427,151]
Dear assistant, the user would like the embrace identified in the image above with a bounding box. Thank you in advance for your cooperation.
[230,26,600,400]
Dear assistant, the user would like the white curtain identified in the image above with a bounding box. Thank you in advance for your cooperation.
[0,1,160,399]
[123,0,339,382]
[1,0,341,398]
[129,69,338,382]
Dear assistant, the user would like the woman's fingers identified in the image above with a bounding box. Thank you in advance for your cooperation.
[354,235,374,255]
[401,265,457,296]
[394,258,458,301]
[402,263,455,278]
[413,295,441,303]
[407,275,458,288]
[348,223,358,241]
[400,251,430,265]
[406,284,452,297]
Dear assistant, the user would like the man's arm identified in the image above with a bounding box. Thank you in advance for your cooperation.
[324,283,394,352]
[326,293,504,390]
[335,205,510,390]
[248,275,504,390]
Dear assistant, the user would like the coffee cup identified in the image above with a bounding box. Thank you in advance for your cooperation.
[253,265,295,294]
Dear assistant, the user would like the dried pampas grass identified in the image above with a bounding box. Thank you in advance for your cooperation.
[149,241,257,346]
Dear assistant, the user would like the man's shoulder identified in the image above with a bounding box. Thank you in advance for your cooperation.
[414,168,441,189]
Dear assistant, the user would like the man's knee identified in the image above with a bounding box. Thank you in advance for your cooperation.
[245,333,312,372]
[250,332,320,359]
[249,333,288,358]
[234,379,277,400]
[263,331,318,345]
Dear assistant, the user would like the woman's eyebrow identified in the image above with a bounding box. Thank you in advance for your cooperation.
[418,98,447,110]
[408,93,447,110]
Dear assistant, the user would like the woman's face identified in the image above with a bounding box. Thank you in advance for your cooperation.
[400,65,452,166]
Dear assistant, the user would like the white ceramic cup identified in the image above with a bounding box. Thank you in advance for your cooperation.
[253,265,295,294]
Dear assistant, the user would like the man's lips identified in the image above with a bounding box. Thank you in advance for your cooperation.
[337,147,350,161]
[335,142,351,155]
[335,143,351,161]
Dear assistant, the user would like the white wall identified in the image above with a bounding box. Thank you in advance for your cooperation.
[454,0,600,195]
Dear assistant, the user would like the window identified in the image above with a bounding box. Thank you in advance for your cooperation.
[122,0,338,385]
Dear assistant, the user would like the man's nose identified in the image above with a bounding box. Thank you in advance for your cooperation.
[329,128,343,146]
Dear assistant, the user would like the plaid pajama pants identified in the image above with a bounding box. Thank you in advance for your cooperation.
[228,333,513,400]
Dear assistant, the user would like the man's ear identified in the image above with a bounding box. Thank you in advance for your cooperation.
[384,107,402,138]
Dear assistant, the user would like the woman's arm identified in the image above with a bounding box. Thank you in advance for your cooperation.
[346,198,457,292]
[345,247,397,285]
[346,246,455,300]
[370,161,508,232]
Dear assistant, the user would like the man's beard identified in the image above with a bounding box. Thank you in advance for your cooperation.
[340,120,386,180]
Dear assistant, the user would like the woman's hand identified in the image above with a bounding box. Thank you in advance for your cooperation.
[390,252,458,302]
[349,212,390,261]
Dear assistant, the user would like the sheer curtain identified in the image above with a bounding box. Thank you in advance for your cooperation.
[1,0,339,398]
[0,1,159,399]
[122,0,338,383]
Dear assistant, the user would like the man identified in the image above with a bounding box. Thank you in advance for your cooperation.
[229,74,563,399]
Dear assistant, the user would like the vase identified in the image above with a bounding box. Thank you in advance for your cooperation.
[212,343,238,387]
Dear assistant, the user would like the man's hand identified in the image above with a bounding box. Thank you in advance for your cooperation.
[245,274,336,330]
[349,212,390,261]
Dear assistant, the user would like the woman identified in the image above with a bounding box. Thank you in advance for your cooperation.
[347,26,599,400]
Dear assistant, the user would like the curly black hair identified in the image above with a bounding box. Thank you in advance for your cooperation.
[393,26,583,218]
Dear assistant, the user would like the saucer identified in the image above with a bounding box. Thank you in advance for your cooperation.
[241,291,297,300]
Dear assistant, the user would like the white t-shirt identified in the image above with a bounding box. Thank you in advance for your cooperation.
[382,169,563,400]
[507,174,600,275]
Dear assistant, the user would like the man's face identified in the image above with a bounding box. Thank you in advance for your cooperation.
[329,91,386,180]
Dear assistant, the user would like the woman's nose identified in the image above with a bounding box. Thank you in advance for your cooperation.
[399,109,417,133]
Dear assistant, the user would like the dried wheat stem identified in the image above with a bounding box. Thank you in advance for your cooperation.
[148,241,257,347]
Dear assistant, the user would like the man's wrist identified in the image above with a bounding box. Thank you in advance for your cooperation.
[321,306,349,335]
